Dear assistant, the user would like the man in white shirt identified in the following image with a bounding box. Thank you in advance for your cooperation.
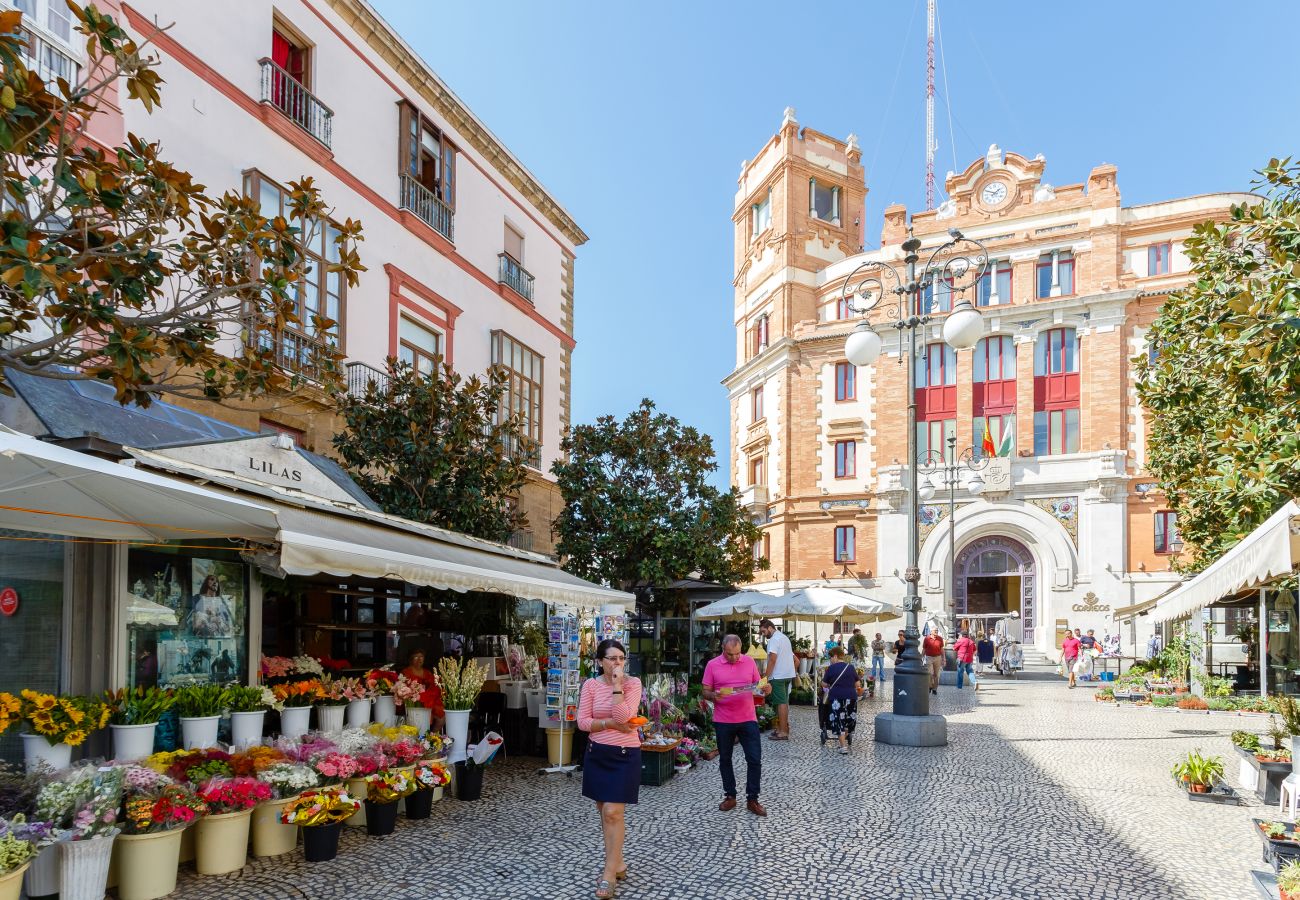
[759,618,797,741]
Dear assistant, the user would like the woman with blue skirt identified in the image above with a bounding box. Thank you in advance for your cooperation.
[578,639,642,898]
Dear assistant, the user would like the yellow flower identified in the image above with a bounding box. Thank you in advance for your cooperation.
[20,689,40,702]
[34,695,56,711]
[65,730,86,746]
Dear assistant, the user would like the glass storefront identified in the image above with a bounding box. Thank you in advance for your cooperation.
[0,532,64,760]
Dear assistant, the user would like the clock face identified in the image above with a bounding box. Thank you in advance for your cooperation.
[980,181,1009,207]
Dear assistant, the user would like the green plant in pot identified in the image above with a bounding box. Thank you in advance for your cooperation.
[225,686,266,713]
[173,683,230,718]
[1279,860,1300,900]
[1171,748,1223,793]
[104,686,175,725]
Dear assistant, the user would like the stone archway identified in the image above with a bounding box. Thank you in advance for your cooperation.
[954,536,1037,642]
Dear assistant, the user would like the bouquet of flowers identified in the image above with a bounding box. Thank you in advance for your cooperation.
[506,644,525,681]
[271,679,322,708]
[316,678,350,707]
[279,788,359,826]
[434,658,486,711]
[334,677,371,702]
[258,763,319,799]
[463,733,503,770]
[390,675,423,707]
[224,685,268,714]
[351,751,391,777]
[675,737,698,767]
[332,728,378,757]
[196,777,271,813]
[0,694,19,738]
[1,815,54,851]
[103,686,175,726]
[365,723,418,743]
[411,761,450,791]
[364,769,414,803]
[292,656,326,678]
[121,776,207,834]
[381,738,423,767]
[275,733,337,763]
[36,765,124,840]
[231,745,285,775]
[418,732,450,760]
[0,761,45,817]
[311,752,358,785]
[521,654,540,686]
[167,749,234,785]
[17,691,110,747]
[317,656,350,674]
[143,750,193,775]
[260,656,296,679]
[365,667,397,697]
[0,819,39,873]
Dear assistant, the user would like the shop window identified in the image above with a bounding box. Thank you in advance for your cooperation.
[834,440,856,478]
[1148,242,1171,276]
[834,525,855,563]
[835,362,856,401]
[1155,510,1180,554]
[491,330,543,466]
[0,532,64,761]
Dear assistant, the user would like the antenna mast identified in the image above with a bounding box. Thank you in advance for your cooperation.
[925,0,936,210]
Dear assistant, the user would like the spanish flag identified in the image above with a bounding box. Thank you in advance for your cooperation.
[981,420,997,457]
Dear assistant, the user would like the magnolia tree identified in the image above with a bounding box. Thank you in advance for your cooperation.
[0,5,364,407]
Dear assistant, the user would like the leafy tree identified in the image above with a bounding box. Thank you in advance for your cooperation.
[332,360,533,543]
[0,5,364,406]
[551,399,766,603]
[1137,159,1300,571]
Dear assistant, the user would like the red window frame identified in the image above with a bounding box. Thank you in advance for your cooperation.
[835,362,856,401]
[751,385,764,422]
[1148,242,1171,276]
[1034,327,1080,409]
[973,335,1016,418]
[1155,510,1179,554]
[834,525,855,564]
[834,440,856,479]
[1035,252,1075,298]
[835,296,851,320]
[915,343,956,422]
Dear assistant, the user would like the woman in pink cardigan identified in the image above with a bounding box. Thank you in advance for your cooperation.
[577,639,642,899]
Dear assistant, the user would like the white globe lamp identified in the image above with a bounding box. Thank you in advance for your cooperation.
[966,472,986,495]
[943,297,984,350]
[918,481,936,502]
[844,324,883,367]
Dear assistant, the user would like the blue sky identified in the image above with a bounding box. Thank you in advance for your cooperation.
[372,0,1300,488]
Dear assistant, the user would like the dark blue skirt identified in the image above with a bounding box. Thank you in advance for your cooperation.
[582,742,641,804]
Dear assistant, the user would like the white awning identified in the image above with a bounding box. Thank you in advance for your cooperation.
[270,506,633,611]
[1151,500,1300,624]
[695,586,902,624]
[0,429,279,542]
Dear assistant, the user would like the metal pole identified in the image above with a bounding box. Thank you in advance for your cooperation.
[947,434,957,638]
[1261,587,1268,699]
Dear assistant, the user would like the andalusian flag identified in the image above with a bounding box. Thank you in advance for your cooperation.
[982,420,1015,457]
[981,420,997,457]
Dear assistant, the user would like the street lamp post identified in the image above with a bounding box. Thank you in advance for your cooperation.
[840,228,988,747]
[918,434,990,635]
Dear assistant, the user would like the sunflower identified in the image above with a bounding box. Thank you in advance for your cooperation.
[64,729,87,746]
[34,695,56,712]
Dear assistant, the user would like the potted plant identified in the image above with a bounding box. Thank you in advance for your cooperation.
[192,777,270,875]
[13,692,109,772]
[337,677,373,729]
[1171,748,1224,794]
[366,668,399,727]
[0,824,38,900]
[37,765,124,900]
[280,788,360,862]
[362,769,413,837]
[436,658,487,764]
[270,679,321,738]
[115,768,206,900]
[104,688,174,762]
[1280,860,1300,900]
[391,675,429,733]
[405,761,450,819]
[251,763,318,859]
[314,678,350,735]
[172,684,229,749]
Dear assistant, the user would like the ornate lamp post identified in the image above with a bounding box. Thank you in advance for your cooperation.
[919,434,990,634]
[839,228,988,747]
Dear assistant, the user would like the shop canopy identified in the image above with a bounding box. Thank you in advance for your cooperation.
[1150,500,1300,625]
[695,587,902,624]
[0,428,280,542]
[695,590,773,618]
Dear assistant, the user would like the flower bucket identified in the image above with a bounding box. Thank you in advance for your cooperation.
[178,823,195,863]
[372,695,397,728]
[315,704,345,735]
[180,715,220,750]
[24,844,59,896]
[111,723,157,762]
[0,862,28,900]
[22,733,72,772]
[445,709,470,764]
[524,688,542,717]
[406,706,431,736]
[230,711,266,748]
[502,681,526,709]
[194,808,253,876]
[363,799,399,836]
[113,828,184,900]
[545,727,574,766]
[345,777,368,829]
[251,796,299,858]
[405,788,434,820]
[346,698,372,729]
[279,706,311,739]
[302,823,342,863]
[59,833,116,900]
[454,761,484,802]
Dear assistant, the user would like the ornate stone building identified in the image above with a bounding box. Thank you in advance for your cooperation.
[725,108,1252,654]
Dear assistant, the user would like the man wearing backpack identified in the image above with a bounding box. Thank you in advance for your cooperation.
[922,630,945,695]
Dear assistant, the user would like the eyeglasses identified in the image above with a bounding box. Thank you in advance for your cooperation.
[603,655,626,662]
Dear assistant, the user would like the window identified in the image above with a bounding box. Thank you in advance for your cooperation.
[1155,510,1180,554]
[1032,409,1079,456]
[835,295,852,320]
[921,276,953,314]
[974,336,1016,457]
[834,362,856,401]
[916,344,956,456]
[399,102,457,212]
[810,178,840,223]
[504,223,525,265]
[1036,250,1075,298]
[834,525,855,563]
[977,261,1013,307]
[1148,242,1171,276]
[398,316,441,376]
[973,335,1015,383]
[917,418,956,463]
[751,190,771,236]
[259,419,305,442]
[973,414,1015,458]
[271,28,309,86]
[16,0,74,44]
[751,314,769,355]
[243,170,345,376]
[491,331,543,465]
[751,385,764,422]
[915,343,957,388]
[1033,328,1080,456]
[834,440,856,479]
[749,455,765,487]
[1034,327,1079,376]
[753,532,770,563]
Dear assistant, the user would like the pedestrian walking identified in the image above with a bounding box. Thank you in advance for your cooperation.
[848,628,867,661]
[870,632,887,684]
[922,630,945,694]
[702,634,770,817]
[892,629,906,662]
[1079,629,1100,682]
[576,639,643,898]
[759,618,796,741]
[1061,629,1081,689]
[954,631,977,691]
[821,646,861,754]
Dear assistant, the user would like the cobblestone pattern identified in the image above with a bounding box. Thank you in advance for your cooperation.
[172,674,1269,900]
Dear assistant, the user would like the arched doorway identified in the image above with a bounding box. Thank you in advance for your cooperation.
[953,536,1037,643]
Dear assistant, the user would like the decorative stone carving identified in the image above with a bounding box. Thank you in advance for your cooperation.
[782,106,797,127]
[935,198,957,220]
[1071,591,1110,613]
[1033,183,1056,202]
[1029,496,1078,544]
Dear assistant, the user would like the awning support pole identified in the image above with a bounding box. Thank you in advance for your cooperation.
[1261,587,1268,699]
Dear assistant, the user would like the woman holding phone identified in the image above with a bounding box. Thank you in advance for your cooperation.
[577,639,642,899]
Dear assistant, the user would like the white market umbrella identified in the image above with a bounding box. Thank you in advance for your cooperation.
[745,587,903,625]
[694,589,774,618]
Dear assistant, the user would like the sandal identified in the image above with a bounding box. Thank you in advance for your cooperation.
[595,879,615,899]
[616,868,628,881]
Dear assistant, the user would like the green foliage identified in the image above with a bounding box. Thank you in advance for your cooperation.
[1273,695,1300,737]
[1278,860,1300,892]
[103,686,174,725]
[1151,695,1178,708]
[224,685,266,714]
[1193,671,1234,699]
[519,622,547,659]
[1137,158,1300,571]
[552,399,767,602]
[0,6,364,406]
[171,683,228,718]
[332,360,531,542]
[1170,749,1223,787]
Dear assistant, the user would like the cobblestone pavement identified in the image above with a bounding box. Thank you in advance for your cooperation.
[174,672,1274,900]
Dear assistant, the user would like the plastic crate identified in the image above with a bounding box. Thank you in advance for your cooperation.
[640,745,678,786]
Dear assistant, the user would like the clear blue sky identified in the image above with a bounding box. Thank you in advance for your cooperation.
[372,0,1300,488]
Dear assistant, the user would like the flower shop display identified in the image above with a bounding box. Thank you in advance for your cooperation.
[0,821,39,900]
[455,732,502,803]
[172,684,229,750]
[165,749,234,785]
[366,668,399,727]
[251,763,317,859]
[271,678,321,738]
[309,751,357,786]
[418,731,451,763]
[9,815,57,899]
[437,657,487,764]
[362,769,413,836]
[104,688,174,762]
[391,675,430,734]
[405,761,450,819]
[36,765,124,900]
[315,678,351,735]
[280,788,360,863]
[335,677,373,728]
[11,691,109,771]
[344,749,392,830]
[115,769,206,900]
[192,777,270,875]
[224,685,268,748]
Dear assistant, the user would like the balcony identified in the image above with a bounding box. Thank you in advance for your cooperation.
[259,59,333,148]
[17,27,79,90]
[398,173,454,242]
[345,360,389,398]
[740,484,769,511]
[498,253,534,303]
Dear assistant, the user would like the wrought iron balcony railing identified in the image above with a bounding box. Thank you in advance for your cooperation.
[398,173,454,242]
[259,58,333,148]
[498,252,534,303]
[345,360,389,398]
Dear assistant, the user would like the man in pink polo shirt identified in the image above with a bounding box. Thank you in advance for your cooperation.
[702,634,771,816]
